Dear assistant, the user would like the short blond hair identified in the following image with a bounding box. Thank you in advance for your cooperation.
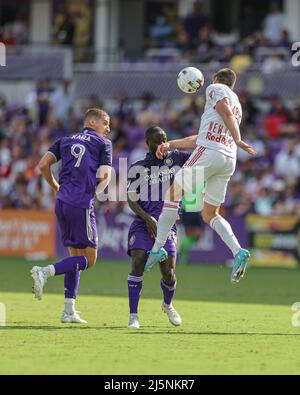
[84,108,109,122]
[214,68,237,88]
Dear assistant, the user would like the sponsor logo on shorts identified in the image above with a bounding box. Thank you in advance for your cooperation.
[129,235,136,246]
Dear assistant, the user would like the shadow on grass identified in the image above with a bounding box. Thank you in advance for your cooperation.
[1,326,300,337]
[0,325,91,330]
[126,331,300,336]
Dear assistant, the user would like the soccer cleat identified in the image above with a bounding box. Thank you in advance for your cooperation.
[128,314,140,329]
[144,248,168,273]
[30,266,47,300]
[231,248,251,283]
[61,311,87,324]
[162,302,182,326]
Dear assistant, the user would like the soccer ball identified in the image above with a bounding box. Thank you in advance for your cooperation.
[177,67,204,94]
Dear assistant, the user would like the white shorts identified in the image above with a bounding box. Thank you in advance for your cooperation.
[176,145,236,207]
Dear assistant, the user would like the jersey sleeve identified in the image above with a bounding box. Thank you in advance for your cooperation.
[47,139,61,161]
[176,150,192,167]
[206,85,229,108]
[99,139,112,167]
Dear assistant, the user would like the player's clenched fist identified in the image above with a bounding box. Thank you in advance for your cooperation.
[156,142,170,159]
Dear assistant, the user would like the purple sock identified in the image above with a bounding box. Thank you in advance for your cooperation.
[64,271,81,299]
[54,256,88,276]
[128,274,143,314]
[161,278,177,305]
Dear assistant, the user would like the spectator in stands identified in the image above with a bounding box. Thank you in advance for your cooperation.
[217,45,235,65]
[113,91,133,121]
[254,188,274,215]
[176,29,194,59]
[264,96,289,138]
[261,53,285,74]
[149,15,174,48]
[194,26,215,63]
[54,12,76,46]
[278,30,292,49]
[238,90,260,126]
[183,1,210,44]
[50,80,75,124]
[280,106,300,135]
[240,5,259,39]
[262,2,285,44]
[0,25,16,47]
[10,13,28,45]
[37,79,54,126]
[274,140,300,183]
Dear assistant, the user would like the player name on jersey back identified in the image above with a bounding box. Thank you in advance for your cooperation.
[196,83,242,159]
[71,133,91,141]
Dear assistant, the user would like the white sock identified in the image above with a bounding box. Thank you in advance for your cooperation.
[64,298,76,315]
[152,201,179,252]
[42,265,55,279]
[210,216,241,257]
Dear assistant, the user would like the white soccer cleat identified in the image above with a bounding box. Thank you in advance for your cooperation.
[61,311,88,324]
[30,266,47,300]
[128,313,140,329]
[162,302,182,326]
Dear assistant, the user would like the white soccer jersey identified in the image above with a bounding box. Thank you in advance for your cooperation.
[196,83,242,159]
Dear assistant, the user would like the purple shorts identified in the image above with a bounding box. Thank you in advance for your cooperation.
[55,199,98,249]
[128,221,177,257]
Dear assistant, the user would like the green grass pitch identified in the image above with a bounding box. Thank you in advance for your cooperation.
[1,258,300,375]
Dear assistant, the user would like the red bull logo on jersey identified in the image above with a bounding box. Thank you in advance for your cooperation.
[205,121,234,148]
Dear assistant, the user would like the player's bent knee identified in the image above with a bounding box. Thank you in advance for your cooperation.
[161,267,175,284]
[131,258,145,276]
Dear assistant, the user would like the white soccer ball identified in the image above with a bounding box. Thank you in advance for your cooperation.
[177,67,204,94]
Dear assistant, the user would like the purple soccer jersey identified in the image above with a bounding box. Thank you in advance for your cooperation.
[127,150,190,255]
[48,127,112,209]
[49,127,112,249]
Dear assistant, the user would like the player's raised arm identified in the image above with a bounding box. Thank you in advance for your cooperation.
[38,151,60,195]
[215,98,256,156]
[156,135,198,159]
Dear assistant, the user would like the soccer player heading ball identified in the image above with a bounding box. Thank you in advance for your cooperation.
[145,68,256,282]
[31,108,112,323]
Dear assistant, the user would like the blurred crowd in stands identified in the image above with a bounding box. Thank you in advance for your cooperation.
[145,1,293,73]
[1,78,300,217]
[0,1,294,71]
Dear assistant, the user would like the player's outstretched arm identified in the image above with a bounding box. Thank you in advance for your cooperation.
[38,152,60,194]
[215,98,256,156]
[156,135,198,159]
